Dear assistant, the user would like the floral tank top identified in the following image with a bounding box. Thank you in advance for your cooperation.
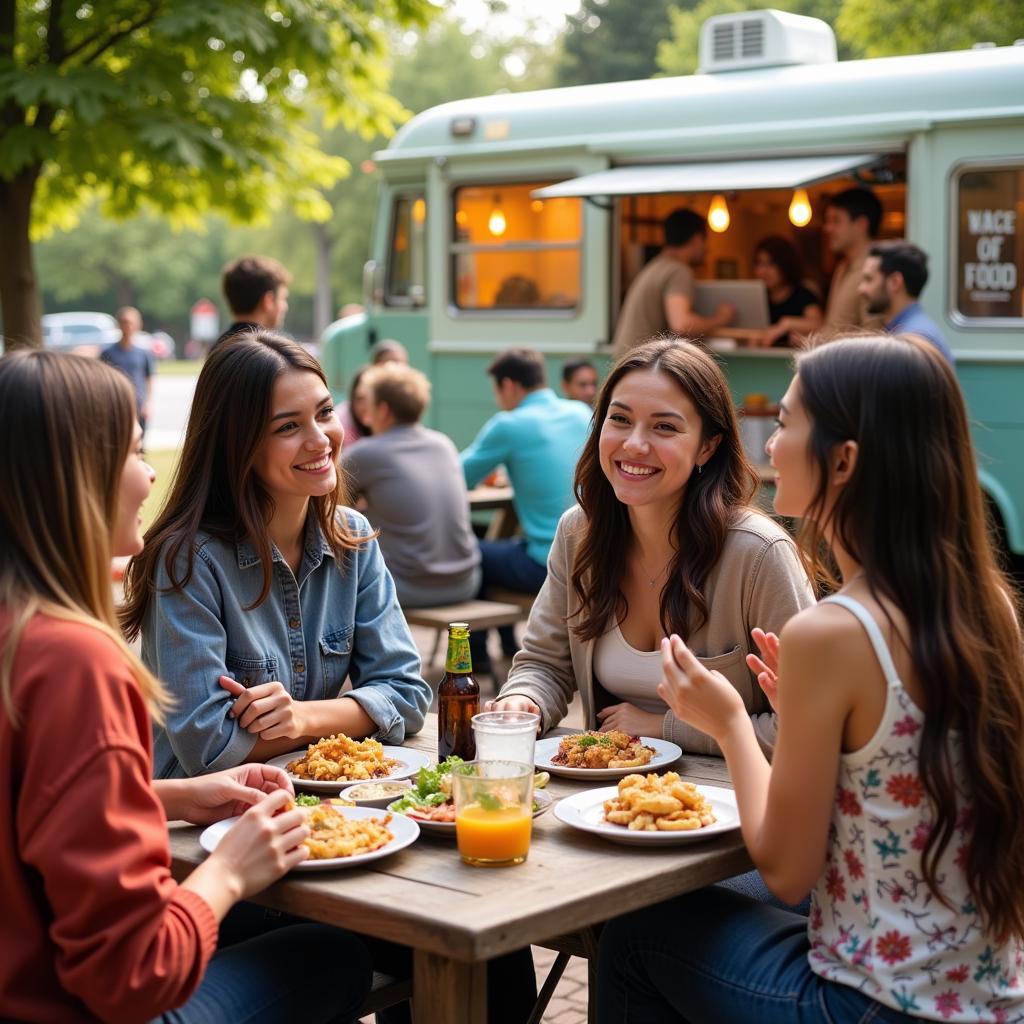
[808,595,1024,1022]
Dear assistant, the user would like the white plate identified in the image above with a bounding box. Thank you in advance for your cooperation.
[199,804,419,871]
[534,735,683,780]
[267,746,431,793]
[554,784,739,845]
[387,789,555,838]
[339,779,414,809]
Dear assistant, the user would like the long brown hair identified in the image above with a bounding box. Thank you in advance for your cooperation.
[796,334,1024,940]
[571,338,760,641]
[122,331,365,640]
[0,351,166,723]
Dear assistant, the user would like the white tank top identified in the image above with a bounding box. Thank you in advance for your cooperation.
[592,625,668,714]
[808,594,1024,1022]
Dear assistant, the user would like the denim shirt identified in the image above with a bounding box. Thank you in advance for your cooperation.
[145,509,431,778]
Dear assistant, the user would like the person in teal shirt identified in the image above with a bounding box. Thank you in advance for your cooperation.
[461,347,592,671]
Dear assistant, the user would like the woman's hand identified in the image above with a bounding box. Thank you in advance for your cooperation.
[207,789,309,899]
[746,628,781,714]
[220,675,308,741]
[595,703,663,738]
[173,764,295,825]
[487,695,542,723]
[657,634,747,743]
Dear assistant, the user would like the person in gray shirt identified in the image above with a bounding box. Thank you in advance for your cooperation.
[342,363,481,607]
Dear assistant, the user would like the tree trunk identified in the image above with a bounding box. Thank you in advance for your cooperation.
[0,166,43,349]
[313,221,333,342]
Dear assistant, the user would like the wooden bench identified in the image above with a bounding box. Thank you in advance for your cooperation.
[358,971,412,1017]
[403,599,529,674]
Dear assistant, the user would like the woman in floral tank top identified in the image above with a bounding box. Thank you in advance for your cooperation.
[597,335,1024,1023]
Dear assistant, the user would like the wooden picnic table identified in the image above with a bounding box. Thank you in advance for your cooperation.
[168,716,751,1024]
[467,484,518,540]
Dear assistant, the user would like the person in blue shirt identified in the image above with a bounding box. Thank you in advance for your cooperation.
[99,306,154,436]
[461,347,592,671]
[857,240,955,364]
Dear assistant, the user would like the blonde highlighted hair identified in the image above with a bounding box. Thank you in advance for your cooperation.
[0,351,166,725]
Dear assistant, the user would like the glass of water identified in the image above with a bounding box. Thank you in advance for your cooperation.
[471,711,540,766]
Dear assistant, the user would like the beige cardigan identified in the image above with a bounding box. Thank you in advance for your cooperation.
[498,505,815,755]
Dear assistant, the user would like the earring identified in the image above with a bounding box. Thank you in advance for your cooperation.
[698,464,703,475]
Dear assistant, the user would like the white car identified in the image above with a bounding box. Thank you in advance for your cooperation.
[41,312,173,358]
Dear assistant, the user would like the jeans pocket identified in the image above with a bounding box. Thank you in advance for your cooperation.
[319,625,354,695]
[225,650,279,687]
[818,982,893,1024]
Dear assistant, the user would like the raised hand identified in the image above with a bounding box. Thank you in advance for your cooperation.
[746,628,781,714]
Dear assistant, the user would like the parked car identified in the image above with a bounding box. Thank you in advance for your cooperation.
[41,311,118,354]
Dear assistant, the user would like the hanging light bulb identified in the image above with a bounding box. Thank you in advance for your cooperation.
[708,194,730,233]
[487,195,507,237]
[411,197,426,224]
[530,198,544,213]
[788,188,812,227]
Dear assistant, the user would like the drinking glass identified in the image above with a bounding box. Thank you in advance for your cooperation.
[471,710,540,766]
[451,760,534,867]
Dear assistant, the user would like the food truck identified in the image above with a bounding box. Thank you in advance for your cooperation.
[322,9,1024,554]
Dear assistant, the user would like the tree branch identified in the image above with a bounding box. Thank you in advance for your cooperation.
[46,0,66,65]
[64,1,164,67]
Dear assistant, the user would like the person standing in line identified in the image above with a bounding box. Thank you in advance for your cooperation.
[460,347,592,673]
[858,240,955,364]
[612,209,734,355]
[100,306,154,438]
[822,187,885,332]
[561,357,600,406]
[213,255,291,349]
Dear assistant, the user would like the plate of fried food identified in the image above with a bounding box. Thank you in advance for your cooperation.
[199,797,419,871]
[534,730,682,780]
[553,772,739,845]
[267,733,431,792]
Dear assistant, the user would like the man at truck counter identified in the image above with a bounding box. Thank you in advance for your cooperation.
[858,240,955,365]
[822,187,885,333]
[612,208,734,354]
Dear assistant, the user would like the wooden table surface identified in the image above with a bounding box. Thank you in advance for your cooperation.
[168,716,750,1023]
[467,485,519,541]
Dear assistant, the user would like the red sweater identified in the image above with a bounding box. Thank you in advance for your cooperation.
[0,612,218,1023]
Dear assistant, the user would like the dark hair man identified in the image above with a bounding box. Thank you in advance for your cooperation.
[561,358,599,406]
[858,241,954,364]
[214,256,291,348]
[460,347,592,672]
[612,208,734,355]
[822,187,884,332]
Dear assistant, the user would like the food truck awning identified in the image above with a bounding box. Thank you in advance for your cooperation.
[532,154,883,198]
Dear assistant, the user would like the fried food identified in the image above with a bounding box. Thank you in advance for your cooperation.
[603,772,717,832]
[286,733,401,782]
[551,730,656,770]
[300,803,394,859]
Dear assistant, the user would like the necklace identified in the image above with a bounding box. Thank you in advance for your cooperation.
[636,553,670,588]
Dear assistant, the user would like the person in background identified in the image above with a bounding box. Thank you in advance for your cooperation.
[461,347,592,673]
[561,357,600,406]
[822,187,884,332]
[369,338,409,365]
[612,209,734,354]
[213,255,291,349]
[100,305,154,438]
[750,236,824,348]
[0,350,371,1023]
[342,363,481,608]
[598,335,1024,1022]
[858,240,954,364]
[338,364,373,448]
[122,332,430,780]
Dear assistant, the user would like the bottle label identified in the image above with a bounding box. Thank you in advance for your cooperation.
[445,631,473,674]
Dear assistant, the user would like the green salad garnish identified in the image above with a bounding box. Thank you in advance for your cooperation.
[294,794,321,806]
[390,756,464,812]
[477,792,503,812]
[577,735,599,748]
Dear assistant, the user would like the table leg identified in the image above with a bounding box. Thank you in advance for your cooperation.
[412,950,486,1024]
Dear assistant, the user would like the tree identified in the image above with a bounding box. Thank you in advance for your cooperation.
[556,0,674,87]
[0,0,432,348]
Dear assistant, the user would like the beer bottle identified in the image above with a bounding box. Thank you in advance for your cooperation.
[438,622,480,760]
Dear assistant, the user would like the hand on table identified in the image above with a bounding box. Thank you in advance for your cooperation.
[746,628,781,714]
[220,675,308,741]
[486,695,542,727]
[176,764,295,825]
[595,703,663,738]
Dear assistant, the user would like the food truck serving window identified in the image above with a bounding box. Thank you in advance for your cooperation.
[954,164,1023,324]
[451,182,582,311]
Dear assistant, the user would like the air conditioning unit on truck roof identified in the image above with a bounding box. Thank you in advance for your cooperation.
[699,9,838,74]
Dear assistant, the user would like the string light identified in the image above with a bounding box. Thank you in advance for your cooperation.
[708,194,730,233]
[412,197,426,224]
[488,195,507,237]
[788,188,812,227]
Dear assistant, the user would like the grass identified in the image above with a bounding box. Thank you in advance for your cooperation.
[142,448,180,531]
[156,359,204,377]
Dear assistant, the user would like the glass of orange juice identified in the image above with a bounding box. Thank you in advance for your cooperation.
[451,760,534,867]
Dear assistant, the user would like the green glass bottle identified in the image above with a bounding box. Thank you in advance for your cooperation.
[437,622,480,760]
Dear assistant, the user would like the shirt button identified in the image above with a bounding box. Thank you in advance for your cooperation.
[288,616,300,629]
[293,661,305,673]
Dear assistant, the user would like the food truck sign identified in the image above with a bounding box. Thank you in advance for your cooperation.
[956,165,1023,322]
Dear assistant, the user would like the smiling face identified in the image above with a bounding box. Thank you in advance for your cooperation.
[252,368,343,509]
[766,375,818,518]
[598,368,719,515]
[113,422,155,556]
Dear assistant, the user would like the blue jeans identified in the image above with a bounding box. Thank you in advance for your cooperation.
[597,887,915,1024]
[472,539,547,664]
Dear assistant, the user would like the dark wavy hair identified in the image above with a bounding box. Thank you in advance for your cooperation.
[795,334,1024,940]
[570,337,760,641]
[122,331,365,640]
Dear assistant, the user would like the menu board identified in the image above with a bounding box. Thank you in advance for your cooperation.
[957,166,1023,321]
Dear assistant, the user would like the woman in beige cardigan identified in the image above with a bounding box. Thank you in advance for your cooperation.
[493,338,815,755]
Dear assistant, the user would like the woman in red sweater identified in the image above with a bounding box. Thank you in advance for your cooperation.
[0,350,372,1023]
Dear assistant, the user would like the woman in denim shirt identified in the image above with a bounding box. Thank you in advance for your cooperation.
[122,332,431,779]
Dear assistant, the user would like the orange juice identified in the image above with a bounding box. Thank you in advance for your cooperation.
[456,804,532,865]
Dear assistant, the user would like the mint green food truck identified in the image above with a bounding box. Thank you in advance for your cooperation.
[322,9,1024,556]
